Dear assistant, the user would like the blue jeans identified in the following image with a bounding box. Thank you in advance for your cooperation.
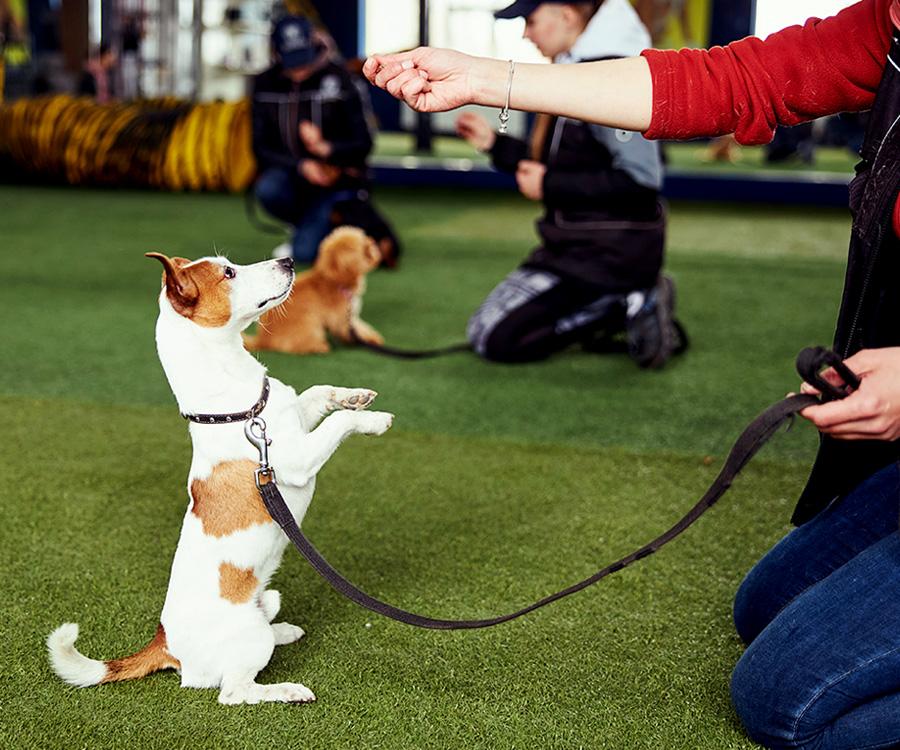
[255,167,354,263]
[731,462,900,749]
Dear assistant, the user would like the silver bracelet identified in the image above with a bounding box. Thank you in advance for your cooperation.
[498,60,515,134]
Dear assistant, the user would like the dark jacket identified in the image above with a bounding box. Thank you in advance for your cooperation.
[251,61,373,188]
[489,108,665,291]
[792,34,900,525]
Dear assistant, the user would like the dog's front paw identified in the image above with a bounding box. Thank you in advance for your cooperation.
[272,622,306,646]
[329,387,377,411]
[355,410,394,436]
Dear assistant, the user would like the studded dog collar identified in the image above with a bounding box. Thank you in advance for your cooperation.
[181,377,270,424]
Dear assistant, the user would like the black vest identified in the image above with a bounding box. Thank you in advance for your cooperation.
[792,32,900,524]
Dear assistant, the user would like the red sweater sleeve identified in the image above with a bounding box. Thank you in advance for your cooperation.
[642,0,892,144]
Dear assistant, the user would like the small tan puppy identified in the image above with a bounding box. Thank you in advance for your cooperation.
[245,226,384,354]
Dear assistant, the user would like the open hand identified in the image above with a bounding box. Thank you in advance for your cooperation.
[299,121,332,158]
[363,47,478,113]
[515,160,546,201]
[455,112,495,152]
[299,159,341,187]
[800,347,900,440]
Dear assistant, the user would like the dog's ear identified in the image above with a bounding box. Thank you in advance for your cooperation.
[315,239,357,287]
[146,253,199,314]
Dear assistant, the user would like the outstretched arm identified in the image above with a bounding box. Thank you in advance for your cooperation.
[364,0,890,144]
[364,50,654,132]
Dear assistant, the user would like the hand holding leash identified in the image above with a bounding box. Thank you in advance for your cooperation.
[798,347,900,441]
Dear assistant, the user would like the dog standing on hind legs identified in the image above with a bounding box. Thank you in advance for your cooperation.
[47,252,393,704]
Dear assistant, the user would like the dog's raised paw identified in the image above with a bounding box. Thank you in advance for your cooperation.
[330,387,377,411]
[355,411,394,436]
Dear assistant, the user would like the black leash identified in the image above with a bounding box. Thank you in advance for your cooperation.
[186,347,859,630]
[244,188,290,237]
[349,326,472,360]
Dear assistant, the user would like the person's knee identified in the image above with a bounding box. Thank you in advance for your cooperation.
[731,656,804,749]
[479,333,524,363]
[731,637,837,750]
[466,312,526,363]
[732,570,767,646]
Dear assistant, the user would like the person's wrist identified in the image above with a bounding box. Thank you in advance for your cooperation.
[469,56,509,109]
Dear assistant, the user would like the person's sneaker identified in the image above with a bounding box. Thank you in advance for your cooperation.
[625,275,688,369]
[271,242,292,260]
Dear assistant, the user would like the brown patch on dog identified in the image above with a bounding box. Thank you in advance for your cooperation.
[184,260,233,328]
[244,227,383,355]
[219,562,259,604]
[102,623,180,683]
[190,459,273,537]
[146,253,232,328]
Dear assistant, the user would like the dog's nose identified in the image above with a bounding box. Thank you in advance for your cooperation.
[277,257,294,272]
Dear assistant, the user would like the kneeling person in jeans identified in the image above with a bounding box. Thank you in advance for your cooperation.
[252,15,374,263]
[461,0,684,367]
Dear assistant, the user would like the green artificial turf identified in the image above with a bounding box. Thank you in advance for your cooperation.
[0,184,853,749]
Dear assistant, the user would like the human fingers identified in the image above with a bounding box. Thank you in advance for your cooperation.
[455,112,477,131]
[841,348,883,374]
[397,74,431,109]
[457,111,488,130]
[456,120,475,139]
[363,53,413,83]
[385,67,426,98]
[371,55,419,89]
[799,392,883,429]
[300,120,320,136]
[517,160,541,175]
[819,417,895,438]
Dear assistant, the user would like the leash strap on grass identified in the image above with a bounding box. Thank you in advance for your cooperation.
[258,386,827,629]
[349,327,472,360]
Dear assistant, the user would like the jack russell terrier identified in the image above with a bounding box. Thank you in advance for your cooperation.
[47,253,393,704]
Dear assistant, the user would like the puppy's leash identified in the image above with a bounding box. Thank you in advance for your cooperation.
[206,347,857,630]
[348,325,472,360]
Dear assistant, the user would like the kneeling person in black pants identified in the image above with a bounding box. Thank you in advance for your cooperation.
[460,0,684,367]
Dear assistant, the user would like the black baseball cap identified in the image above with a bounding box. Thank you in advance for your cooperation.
[494,0,571,19]
[272,15,316,69]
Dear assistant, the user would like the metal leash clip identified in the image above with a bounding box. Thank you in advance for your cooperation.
[796,346,862,402]
[244,416,276,489]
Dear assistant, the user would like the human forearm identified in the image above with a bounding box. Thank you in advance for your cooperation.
[469,56,653,132]
[364,48,652,132]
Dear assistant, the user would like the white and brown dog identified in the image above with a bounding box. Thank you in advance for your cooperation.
[47,253,393,704]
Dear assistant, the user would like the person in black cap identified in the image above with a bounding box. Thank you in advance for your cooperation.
[459,0,684,367]
[251,15,381,263]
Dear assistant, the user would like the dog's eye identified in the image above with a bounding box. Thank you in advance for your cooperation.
[223,266,236,279]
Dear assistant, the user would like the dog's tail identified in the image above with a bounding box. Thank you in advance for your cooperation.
[47,622,179,687]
